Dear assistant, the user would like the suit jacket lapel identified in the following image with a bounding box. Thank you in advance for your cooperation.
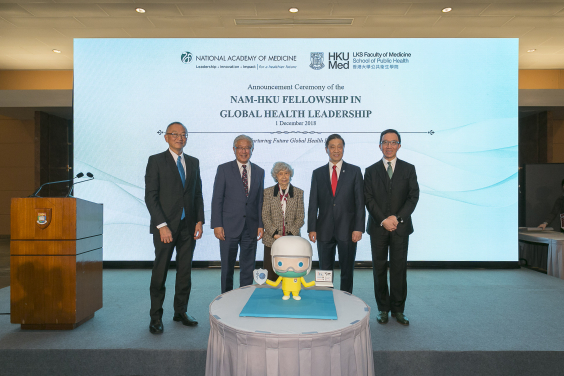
[376,159,389,186]
[182,153,192,191]
[248,162,260,200]
[391,159,404,181]
[324,163,332,194]
[165,150,183,189]
[232,160,247,198]
[285,184,296,216]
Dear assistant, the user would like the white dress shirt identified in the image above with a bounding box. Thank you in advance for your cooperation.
[329,159,343,180]
[382,156,397,172]
[171,148,186,175]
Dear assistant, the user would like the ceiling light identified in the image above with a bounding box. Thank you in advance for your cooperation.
[289,8,299,13]
[527,49,536,53]
[52,49,61,53]
[442,8,452,13]
[136,8,146,13]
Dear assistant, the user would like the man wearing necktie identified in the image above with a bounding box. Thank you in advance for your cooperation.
[364,129,419,326]
[211,135,265,293]
[145,122,205,334]
[308,134,365,294]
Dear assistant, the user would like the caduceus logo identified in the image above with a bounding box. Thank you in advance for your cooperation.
[181,51,193,64]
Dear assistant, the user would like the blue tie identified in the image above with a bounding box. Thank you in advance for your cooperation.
[177,155,185,220]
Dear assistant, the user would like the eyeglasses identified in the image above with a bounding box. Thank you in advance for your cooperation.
[380,141,400,146]
[235,147,252,151]
[167,133,188,139]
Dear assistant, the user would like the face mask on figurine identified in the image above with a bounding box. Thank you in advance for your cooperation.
[265,236,315,300]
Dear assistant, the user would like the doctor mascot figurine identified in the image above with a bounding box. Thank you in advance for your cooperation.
[265,236,315,300]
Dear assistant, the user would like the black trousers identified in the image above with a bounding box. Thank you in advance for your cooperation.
[220,222,257,294]
[317,237,357,294]
[262,245,278,282]
[370,228,409,313]
[149,219,196,320]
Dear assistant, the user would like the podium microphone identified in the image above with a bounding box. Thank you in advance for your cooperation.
[29,172,84,198]
[66,172,95,197]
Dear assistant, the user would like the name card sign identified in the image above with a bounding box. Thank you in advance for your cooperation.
[315,270,333,288]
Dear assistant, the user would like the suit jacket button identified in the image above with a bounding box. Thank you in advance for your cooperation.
[243,215,246,218]
[333,204,336,206]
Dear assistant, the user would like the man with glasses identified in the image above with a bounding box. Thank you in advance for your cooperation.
[211,135,265,293]
[145,121,204,334]
[308,134,365,294]
[364,129,419,326]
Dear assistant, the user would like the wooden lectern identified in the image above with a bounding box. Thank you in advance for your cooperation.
[10,197,103,330]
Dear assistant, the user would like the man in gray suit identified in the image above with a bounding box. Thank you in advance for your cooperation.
[211,135,265,293]
[145,121,204,334]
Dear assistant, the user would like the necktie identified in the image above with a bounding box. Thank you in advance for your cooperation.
[387,161,393,179]
[177,155,186,220]
[242,165,249,197]
[331,165,338,196]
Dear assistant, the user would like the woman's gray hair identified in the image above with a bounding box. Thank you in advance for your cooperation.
[233,134,254,150]
[271,162,294,182]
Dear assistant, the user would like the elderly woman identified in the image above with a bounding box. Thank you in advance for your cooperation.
[262,161,305,281]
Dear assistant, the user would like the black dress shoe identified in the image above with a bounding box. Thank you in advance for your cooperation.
[376,311,389,324]
[149,318,163,334]
[392,312,409,326]
[173,312,198,326]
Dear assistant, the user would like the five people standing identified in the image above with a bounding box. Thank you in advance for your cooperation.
[144,127,419,334]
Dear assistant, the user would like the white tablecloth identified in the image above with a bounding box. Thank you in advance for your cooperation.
[205,285,374,376]
[519,230,564,279]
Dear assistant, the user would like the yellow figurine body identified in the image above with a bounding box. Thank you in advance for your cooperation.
[265,236,315,300]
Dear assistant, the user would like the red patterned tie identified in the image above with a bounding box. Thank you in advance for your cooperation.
[331,165,338,196]
[242,165,249,197]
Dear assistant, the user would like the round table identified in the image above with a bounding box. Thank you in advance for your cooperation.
[205,285,374,376]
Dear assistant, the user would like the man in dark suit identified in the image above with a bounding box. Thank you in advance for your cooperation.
[364,129,419,326]
[211,135,264,294]
[145,122,204,334]
[308,134,365,294]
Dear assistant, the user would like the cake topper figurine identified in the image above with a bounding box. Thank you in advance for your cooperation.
[265,236,315,300]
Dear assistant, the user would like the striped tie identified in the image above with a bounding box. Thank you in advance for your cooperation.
[242,165,249,197]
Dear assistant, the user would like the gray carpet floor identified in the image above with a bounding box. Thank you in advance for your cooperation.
[2,268,564,375]
[1,267,564,352]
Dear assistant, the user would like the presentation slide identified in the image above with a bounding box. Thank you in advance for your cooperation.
[73,38,518,262]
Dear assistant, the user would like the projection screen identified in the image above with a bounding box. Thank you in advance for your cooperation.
[73,38,518,262]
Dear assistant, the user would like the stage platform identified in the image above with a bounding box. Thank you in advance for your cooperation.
[1,267,564,375]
